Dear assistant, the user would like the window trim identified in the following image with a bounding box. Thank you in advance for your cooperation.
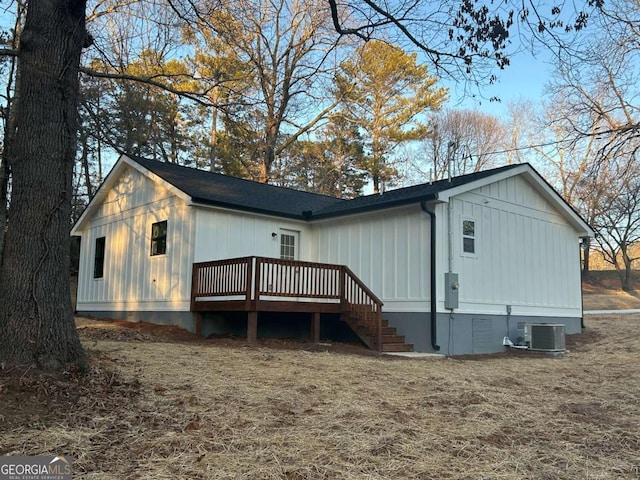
[461,218,477,257]
[150,220,168,257]
[94,236,106,279]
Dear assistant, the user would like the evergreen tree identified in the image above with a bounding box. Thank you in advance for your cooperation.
[335,40,448,193]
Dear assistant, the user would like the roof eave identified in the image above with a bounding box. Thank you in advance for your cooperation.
[307,194,439,221]
[190,198,309,221]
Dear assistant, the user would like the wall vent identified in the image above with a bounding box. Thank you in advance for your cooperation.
[524,324,566,352]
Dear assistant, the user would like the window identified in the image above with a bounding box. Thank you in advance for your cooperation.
[151,220,167,256]
[94,237,105,279]
[462,219,476,254]
[280,233,296,260]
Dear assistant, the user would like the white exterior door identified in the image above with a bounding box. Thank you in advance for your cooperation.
[279,229,300,299]
[279,229,300,260]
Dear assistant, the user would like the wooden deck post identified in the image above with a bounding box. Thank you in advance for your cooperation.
[195,312,203,336]
[247,311,258,343]
[190,264,199,312]
[311,312,321,343]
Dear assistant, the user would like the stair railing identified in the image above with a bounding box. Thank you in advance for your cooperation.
[341,266,384,351]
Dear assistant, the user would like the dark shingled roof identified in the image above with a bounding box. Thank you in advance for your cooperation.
[132,156,345,219]
[132,156,523,220]
[312,163,522,218]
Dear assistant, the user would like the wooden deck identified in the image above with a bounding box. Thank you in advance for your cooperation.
[190,256,412,352]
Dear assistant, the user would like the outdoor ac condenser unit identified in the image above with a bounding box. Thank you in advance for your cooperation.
[523,324,566,352]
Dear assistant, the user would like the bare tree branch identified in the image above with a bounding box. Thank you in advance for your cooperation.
[0,48,18,56]
[79,67,215,107]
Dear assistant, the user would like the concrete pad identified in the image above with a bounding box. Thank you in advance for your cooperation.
[384,351,446,358]
[584,309,640,315]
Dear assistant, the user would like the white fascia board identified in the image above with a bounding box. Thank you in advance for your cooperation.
[437,164,594,237]
[70,154,193,236]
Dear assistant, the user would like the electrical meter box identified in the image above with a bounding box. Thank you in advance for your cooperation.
[444,272,459,309]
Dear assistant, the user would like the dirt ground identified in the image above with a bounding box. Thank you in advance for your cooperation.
[1,293,639,479]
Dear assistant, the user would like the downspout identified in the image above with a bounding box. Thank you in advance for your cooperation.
[421,201,441,351]
[579,236,588,330]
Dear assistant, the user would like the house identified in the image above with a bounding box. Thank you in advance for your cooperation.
[71,154,593,355]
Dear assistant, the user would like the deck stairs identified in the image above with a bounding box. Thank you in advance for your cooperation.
[343,307,413,352]
[380,319,414,352]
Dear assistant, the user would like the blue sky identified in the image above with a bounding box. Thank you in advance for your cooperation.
[443,49,555,119]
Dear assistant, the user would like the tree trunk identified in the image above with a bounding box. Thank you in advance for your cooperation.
[97,128,103,183]
[0,158,9,267]
[372,174,380,195]
[209,87,219,172]
[581,238,590,280]
[621,244,633,292]
[80,133,93,199]
[259,123,278,184]
[0,17,20,270]
[0,0,88,370]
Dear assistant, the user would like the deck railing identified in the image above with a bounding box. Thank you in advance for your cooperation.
[190,256,383,349]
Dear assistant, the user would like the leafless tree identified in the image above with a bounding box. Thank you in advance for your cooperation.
[420,109,507,180]
[587,158,640,290]
[326,0,601,97]
[545,0,640,158]
[502,98,538,165]
[188,0,347,183]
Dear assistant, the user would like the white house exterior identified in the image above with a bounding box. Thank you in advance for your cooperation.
[72,155,593,355]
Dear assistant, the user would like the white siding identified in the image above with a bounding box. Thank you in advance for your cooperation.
[76,167,195,311]
[313,205,431,312]
[194,208,311,262]
[447,175,582,317]
[310,175,583,319]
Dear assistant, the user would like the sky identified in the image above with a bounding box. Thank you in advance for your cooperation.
[443,49,555,119]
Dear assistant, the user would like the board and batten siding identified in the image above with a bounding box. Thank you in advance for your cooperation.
[313,205,431,312]
[445,174,583,317]
[76,166,195,312]
[193,208,310,262]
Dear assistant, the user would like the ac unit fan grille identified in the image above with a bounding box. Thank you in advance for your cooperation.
[527,324,566,352]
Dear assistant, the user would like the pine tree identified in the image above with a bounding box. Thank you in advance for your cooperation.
[335,40,448,193]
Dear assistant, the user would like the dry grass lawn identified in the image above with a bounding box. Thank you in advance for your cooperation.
[1,311,640,478]
[583,291,640,310]
[582,271,640,310]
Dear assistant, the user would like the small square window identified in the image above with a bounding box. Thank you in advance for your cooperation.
[462,219,476,255]
[94,237,105,279]
[151,220,167,256]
